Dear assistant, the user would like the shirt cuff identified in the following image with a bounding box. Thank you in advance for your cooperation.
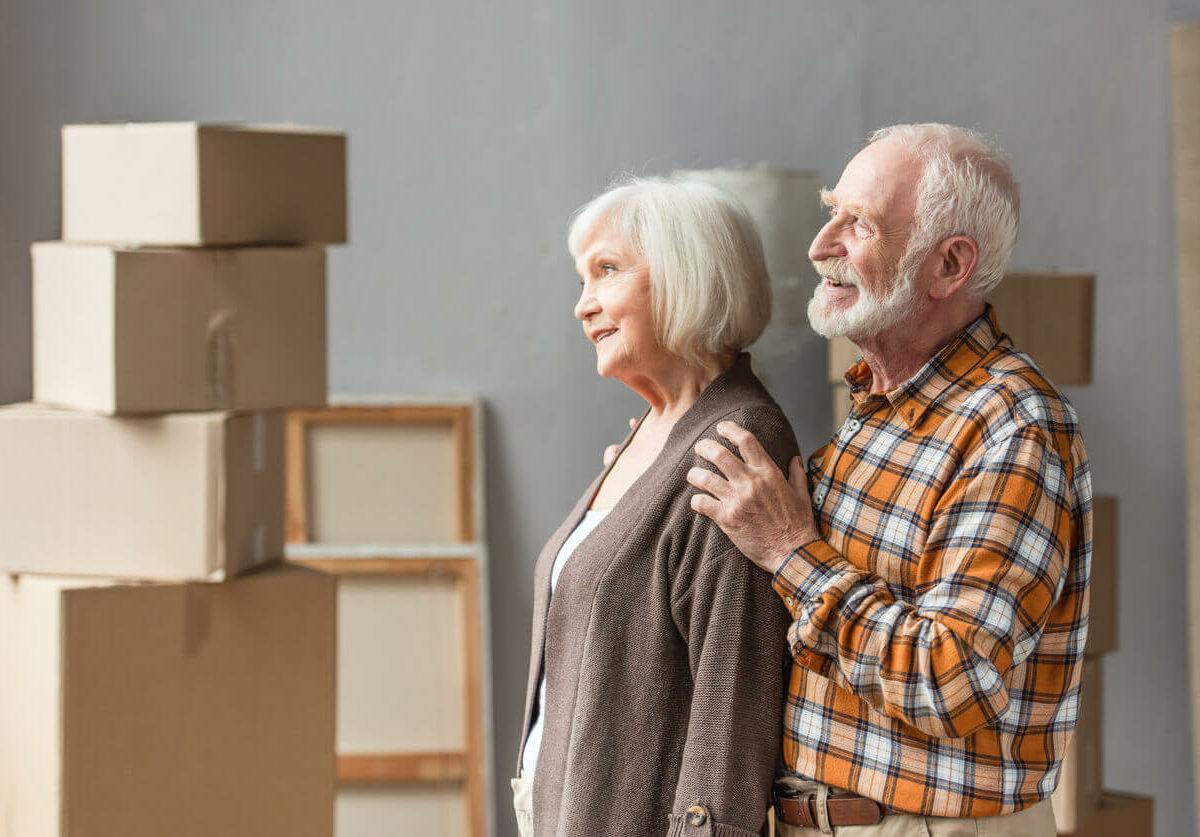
[771,537,855,615]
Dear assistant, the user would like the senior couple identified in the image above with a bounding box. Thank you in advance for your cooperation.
[515,123,1092,836]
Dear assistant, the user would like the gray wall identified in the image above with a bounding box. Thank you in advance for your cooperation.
[0,2,1193,834]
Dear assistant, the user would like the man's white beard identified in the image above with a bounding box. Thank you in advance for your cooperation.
[807,256,924,341]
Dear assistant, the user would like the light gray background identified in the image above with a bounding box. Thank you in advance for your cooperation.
[1,2,1194,834]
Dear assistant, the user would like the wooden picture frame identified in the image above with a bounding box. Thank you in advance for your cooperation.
[285,400,490,835]
[286,405,477,545]
[289,550,488,837]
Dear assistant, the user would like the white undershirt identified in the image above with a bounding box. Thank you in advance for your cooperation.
[521,507,611,777]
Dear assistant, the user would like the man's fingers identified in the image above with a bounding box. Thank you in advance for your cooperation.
[603,417,640,467]
[689,492,723,521]
[788,456,809,495]
[716,422,773,469]
[686,466,733,499]
[693,438,747,479]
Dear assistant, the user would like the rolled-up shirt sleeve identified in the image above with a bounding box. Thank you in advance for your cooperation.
[771,421,1083,739]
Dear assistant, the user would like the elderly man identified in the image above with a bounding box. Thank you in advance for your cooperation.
[687,124,1091,836]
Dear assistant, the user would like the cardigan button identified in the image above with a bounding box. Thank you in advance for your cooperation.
[686,804,708,826]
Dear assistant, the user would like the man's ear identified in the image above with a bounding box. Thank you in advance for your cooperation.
[929,236,979,300]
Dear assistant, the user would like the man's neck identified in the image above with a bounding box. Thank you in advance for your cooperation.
[854,300,986,393]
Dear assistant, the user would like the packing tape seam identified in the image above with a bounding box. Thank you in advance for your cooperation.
[205,310,234,410]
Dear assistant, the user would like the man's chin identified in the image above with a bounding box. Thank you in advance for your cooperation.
[808,298,861,340]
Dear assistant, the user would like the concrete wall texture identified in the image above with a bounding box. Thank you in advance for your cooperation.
[0,2,1194,834]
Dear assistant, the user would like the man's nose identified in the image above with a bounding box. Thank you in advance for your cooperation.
[809,221,846,262]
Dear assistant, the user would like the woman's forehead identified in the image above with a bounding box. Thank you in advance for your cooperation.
[577,222,636,259]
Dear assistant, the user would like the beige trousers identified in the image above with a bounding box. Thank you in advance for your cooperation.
[772,778,1057,837]
[511,773,534,837]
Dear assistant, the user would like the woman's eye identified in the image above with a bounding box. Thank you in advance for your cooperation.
[600,264,616,276]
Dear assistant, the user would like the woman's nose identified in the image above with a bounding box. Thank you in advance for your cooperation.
[808,221,846,262]
[574,286,600,321]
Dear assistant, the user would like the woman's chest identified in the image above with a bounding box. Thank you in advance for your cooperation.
[590,431,666,510]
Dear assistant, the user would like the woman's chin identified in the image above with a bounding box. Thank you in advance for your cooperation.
[595,359,621,379]
[593,348,625,379]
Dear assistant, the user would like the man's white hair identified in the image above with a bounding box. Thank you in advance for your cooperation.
[870,123,1020,298]
[568,175,771,367]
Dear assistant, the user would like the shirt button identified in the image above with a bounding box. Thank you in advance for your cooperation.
[840,417,862,439]
[785,596,795,608]
[686,805,708,826]
[812,487,827,508]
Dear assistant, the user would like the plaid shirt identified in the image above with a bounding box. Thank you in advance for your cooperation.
[773,307,1092,817]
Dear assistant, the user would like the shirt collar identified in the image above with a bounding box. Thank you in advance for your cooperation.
[841,305,1005,429]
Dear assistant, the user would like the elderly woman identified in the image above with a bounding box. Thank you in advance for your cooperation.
[513,175,799,836]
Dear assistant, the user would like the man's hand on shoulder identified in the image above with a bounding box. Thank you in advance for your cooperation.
[686,421,819,575]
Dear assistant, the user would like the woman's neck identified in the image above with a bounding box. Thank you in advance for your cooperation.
[622,353,733,425]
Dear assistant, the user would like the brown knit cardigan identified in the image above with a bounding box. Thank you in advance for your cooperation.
[518,355,797,836]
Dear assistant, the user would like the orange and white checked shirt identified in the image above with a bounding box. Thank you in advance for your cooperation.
[773,307,1092,817]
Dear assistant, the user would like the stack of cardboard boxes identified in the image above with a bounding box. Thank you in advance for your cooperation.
[827,274,1152,835]
[0,122,346,837]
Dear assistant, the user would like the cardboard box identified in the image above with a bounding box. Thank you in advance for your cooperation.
[33,242,327,414]
[0,566,335,837]
[1058,791,1153,836]
[1052,658,1103,833]
[63,122,346,245]
[0,404,283,580]
[1086,497,1118,657]
[989,272,1094,386]
[827,336,859,382]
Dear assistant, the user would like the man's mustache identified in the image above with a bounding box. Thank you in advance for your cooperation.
[811,258,862,288]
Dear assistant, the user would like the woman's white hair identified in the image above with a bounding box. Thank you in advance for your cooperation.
[567,174,771,368]
[870,123,1020,299]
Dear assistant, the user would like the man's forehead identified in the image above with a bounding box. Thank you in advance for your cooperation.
[828,140,921,221]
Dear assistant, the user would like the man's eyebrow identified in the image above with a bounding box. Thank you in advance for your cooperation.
[819,189,879,227]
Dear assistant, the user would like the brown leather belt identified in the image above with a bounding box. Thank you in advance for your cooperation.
[772,788,889,828]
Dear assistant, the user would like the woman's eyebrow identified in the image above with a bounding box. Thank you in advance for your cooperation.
[586,250,620,265]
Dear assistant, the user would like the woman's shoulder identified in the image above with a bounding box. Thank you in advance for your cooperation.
[694,400,801,471]
[683,355,800,467]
